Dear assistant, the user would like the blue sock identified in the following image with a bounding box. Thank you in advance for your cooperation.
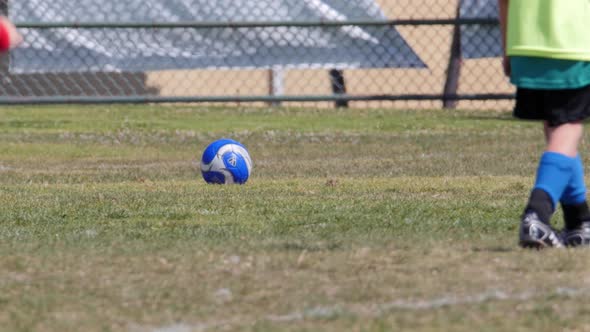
[533,151,576,210]
[561,155,587,205]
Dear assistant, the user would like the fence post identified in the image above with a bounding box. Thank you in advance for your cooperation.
[329,69,348,108]
[268,67,284,107]
[442,3,463,109]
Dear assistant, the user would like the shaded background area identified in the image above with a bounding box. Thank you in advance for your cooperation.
[1,0,513,109]
[0,0,158,97]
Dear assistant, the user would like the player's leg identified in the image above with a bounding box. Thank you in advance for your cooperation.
[558,126,590,246]
[519,122,583,248]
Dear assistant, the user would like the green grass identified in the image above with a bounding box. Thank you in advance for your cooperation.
[0,104,588,331]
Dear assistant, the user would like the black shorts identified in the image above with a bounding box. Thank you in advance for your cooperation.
[513,84,590,127]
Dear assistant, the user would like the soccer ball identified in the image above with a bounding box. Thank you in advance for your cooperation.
[200,138,253,184]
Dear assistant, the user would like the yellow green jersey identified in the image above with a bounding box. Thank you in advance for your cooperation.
[507,0,590,61]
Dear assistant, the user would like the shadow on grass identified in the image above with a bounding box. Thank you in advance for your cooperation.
[471,246,515,253]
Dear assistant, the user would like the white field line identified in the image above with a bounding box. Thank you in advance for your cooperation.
[137,287,590,332]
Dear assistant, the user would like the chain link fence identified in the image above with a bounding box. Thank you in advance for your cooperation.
[2,0,515,109]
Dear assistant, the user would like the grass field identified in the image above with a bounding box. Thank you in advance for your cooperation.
[2,105,590,332]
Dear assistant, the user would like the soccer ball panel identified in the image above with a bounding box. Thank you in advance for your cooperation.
[221,151,248,184]
[202,170,226,184]
[216,144,252,171]
[201,139,243,164]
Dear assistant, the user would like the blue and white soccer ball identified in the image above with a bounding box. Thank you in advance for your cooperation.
[200,138,253,184]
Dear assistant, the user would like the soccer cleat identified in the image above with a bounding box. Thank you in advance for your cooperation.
[519,211,564,249]
[562,222,590,247]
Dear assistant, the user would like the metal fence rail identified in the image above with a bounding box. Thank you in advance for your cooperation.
[3,0,514,109]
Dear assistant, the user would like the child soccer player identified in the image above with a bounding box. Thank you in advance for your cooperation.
[0,16,21,51]
[498,0,590,248]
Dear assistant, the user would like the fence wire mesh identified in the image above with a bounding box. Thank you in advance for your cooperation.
[3,0,515,109]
